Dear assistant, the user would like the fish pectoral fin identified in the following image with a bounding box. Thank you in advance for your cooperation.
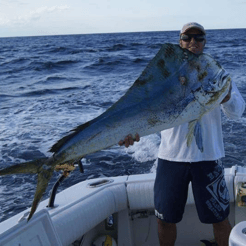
[28,165,55,221]
[186,120,197,147]
[194,120,204,152]
[186,120,204,152]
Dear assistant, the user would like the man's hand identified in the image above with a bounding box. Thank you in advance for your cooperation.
[221,83,232,104]
[118,133,140,148]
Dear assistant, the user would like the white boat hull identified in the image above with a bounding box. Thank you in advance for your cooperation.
[1,165,246,246]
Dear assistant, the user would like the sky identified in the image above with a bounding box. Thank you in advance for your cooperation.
[0,0,246,37]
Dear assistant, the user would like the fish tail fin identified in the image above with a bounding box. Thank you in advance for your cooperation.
[28,163,55,221]
[0,157,49,176]
[186,120,204,152]
[0,157,55,221]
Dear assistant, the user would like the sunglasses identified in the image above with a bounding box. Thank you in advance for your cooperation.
[180,34,206,42]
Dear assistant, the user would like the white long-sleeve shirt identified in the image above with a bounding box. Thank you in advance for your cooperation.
[158,80,245,162]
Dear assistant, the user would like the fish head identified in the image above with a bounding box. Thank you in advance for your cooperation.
[184,52,231,107]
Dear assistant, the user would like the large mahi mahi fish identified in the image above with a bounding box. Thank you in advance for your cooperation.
[0,43,231,220]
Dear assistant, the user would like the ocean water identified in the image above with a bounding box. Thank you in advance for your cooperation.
[0,29,246,222]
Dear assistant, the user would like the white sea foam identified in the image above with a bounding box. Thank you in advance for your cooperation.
[125,134,160,163]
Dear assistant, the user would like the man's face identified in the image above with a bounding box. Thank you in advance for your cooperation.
[179,28,206,55]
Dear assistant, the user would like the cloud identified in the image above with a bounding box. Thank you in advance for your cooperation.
[1,0,28,6]
[31,5,70,15]
[0,5,70,26]
[0,18,10,26]
[28,5,70,21]
[1,0,23,2]
[233,0,246,3]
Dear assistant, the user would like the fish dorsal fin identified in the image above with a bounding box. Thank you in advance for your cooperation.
[186,119,204,152]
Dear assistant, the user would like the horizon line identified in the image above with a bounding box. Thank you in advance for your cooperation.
[1,27,245,39]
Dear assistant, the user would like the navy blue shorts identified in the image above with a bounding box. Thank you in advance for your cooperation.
[154,159,230,224]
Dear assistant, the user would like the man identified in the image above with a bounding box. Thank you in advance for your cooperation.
[119,22,245,246]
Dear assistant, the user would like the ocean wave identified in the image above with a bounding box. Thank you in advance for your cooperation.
[49,46,68,53]
[133,58,147,63]
[30,59,79,71]
[131,42,144,46]
[1,57,30,66]
[83,54,147,71]
[72,48,99,54]
[20,89,58,97]
[106,43,127,51]
[45,75,68,81]
[84,57,126,69]
[19,86,80,97]
[0,94,17,98]
[148,43,163,49]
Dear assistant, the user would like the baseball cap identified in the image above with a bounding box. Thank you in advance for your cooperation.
[181,22,206,35]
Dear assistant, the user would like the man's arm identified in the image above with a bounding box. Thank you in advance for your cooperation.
[221,80,245,119]
[221,83,232,104]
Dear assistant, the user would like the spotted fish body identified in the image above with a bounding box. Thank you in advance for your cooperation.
[0,43,231,220]
[52,43,230,162]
